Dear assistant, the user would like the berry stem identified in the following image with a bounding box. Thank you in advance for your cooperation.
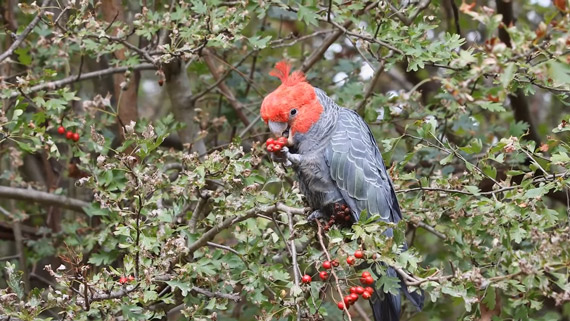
[315,220,353,320]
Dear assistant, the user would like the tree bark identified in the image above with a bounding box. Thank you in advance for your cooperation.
[101,0,139,137]
[163,59,207,155]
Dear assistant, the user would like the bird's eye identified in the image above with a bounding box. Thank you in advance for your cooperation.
[290,109,297,116]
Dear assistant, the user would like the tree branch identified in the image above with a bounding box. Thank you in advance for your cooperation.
[187,203,304,254]
[0,186,89,212]
[0,0,50,63]
[163,58,206,154]
[315,220,352,320]
[300,1,381,73]
[9,64,155,98]
[356,54,390,113]
[200,48,252,126]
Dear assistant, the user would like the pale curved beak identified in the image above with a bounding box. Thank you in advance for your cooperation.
[268,121,289,137]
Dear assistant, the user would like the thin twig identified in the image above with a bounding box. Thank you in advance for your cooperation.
[287,211,302,321]
[356,53,391,113]
[414,222,446,240]
[9,64,156,98]
[187,203,304,254]
[0,0,50,63]
[300,1,381,73]
[0,186,89,212]
[315,220,352,320]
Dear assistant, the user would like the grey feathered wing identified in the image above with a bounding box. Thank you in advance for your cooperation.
[324,108,424,321]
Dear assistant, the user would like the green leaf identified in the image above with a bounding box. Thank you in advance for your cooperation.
[14,47,32,66]
[551,152,570,164]
[143,290,158,303]
[290,284,302,297]
[88,251,118,266]
[464,185,480,196]
[479,101,505,112]
[501,62,515,88]
[482,287,496,310]
[297,5,319,26]
[191,0,207,14]
[248,35,272,49]
[524,186,546,199]
[11,109,23,120]
[440,153,454,165]
[378,275,401,296]
[364,106,378,123]
[460,138,482,154]
[165,280,193,296]
[547,61,570,86]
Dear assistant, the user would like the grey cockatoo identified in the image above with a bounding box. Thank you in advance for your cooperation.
[260,61,424,321]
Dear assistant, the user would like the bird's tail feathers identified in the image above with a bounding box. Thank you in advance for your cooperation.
[369,266,424,321]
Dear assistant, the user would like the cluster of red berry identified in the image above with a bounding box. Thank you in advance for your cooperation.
[339,278,375,310]
[118,275,134,284]
[57,126,80,142]
[300,251,375,311]
[324,203,352,231]
[265,136,288,152]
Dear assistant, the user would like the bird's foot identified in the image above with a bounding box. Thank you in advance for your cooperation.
[308,210,326,222]
[280,146,302,166]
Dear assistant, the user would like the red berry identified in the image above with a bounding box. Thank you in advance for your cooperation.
[57,126,65,135]
[273,143,283,151]
[72,132,80,142]
[350,286,357,294]
[301,274,312,284]
[119,276,128,284]
[337,301,345,310]
[349,293,359,303]
[322,261,332,269]
[362,271,371,278]
[360,277,366,284]
[267,144,275,152]
[66,131,73,140]
[355,286,365,295]
[362,291,371,300]
[354,250,364,259]
[266,138,275,145]
[344,295,352,305]
[319,271,328,280]
[332,259,340,267]
[364,276,374,285]
[346,256,356,265]
[365,287,374,294]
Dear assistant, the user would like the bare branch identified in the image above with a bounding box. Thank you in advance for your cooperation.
[9,64,155,98]
[163,58,206,154]
[356,53,391,113]
[0,0,50,63]
[190,285,241,302]
[301,1,382,73]
[199,48,253,126]
[414,221,446,240]
[187,203,304,254]
[0,186,89,212]
[389,0,431,26]
[315,220,352,320]
[397,172,569,196]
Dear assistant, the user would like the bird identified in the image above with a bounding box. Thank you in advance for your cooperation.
[260,61,424,321]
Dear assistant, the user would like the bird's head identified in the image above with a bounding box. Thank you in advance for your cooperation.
[260,61,323,142]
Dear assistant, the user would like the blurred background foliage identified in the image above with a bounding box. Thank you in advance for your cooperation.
[0,0,569,320]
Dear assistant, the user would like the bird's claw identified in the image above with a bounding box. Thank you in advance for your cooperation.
[307,210,326,222]
[281,146,302,165]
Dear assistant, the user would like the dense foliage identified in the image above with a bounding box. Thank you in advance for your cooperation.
[0,0,569,320]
